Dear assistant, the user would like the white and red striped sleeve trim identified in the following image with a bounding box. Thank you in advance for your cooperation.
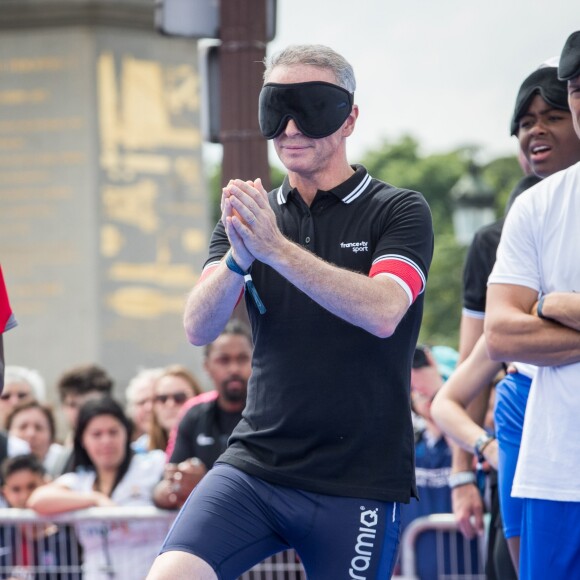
[198,260,221,283]
[197,259,245,305]
[369,254,426,305]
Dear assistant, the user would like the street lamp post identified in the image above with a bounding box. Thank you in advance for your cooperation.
[450,162,496,246]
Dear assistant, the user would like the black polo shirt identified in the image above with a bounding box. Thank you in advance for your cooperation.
[170,399,242,469]
[203,165,433,503]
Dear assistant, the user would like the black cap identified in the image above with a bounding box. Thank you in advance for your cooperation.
[510,66,569,136]
[558,31,580,81]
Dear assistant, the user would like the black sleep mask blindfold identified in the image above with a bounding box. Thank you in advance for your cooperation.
[559,31,580,81]
[259,81,354,139]
[510,67,569,135]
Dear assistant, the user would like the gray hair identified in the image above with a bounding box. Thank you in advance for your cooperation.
[4,366,46,402]
[125,367,164,409]
[264,44,356,93]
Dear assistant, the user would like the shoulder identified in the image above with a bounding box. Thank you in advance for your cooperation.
[182,399,215,423]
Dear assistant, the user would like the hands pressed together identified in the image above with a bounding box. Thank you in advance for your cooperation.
[221,178,285,271]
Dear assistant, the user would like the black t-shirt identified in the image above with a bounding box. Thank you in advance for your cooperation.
[170,400,242,469]
[462,174,542,317]
[462,219,504,316]
[205,165,433,503]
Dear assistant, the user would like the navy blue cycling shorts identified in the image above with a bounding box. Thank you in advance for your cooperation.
[160,463,401,579]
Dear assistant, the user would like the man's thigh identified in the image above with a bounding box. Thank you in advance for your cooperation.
[520,497,580,579]
[159,464,288,579]
[288,493,401,579]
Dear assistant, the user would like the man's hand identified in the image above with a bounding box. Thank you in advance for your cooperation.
[226,178,286,265]
[452,483,485,539]
[172,458,207,504]
[222,180,255,271]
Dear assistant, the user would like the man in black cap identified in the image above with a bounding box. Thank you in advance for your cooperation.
[486,31,580,579]
[450,55,580,577]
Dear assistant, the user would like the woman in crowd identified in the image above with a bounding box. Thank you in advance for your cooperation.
[148,365,201,452]
[27,397,167,579]
[6,401,67,477]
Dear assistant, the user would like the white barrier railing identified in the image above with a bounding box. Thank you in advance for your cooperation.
[398,513,489,580]
[0,507,305,579]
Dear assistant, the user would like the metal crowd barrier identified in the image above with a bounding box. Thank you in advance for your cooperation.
[0,506,305,579]
[397,513,489,580]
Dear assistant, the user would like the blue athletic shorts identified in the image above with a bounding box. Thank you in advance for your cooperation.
[493,371,531,539]
[520,498,580,579]
[160,463,401,579]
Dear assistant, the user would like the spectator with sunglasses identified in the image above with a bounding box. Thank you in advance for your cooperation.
[148,365,201,452]
[0,366,46,428]
[148,44,433,580]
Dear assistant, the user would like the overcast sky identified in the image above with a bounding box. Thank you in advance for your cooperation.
[260,1,578,164]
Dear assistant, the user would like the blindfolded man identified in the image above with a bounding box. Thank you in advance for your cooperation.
[148,44,433,580]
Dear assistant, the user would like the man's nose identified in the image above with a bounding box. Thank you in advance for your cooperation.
[282,118,302,136]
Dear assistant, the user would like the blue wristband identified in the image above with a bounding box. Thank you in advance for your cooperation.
[225,250,266,315]
[537,295,549,320]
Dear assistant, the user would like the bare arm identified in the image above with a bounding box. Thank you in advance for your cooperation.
[27,482,115,515]
[534,292,580,332]
[184,180,257,346]
[226,179,411,338]
[184,263,246,346]
[431,336,501,467]
[486,284,580,365]
[458,314,484,363]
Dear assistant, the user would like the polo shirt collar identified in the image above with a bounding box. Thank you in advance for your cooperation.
[276,165,372,205]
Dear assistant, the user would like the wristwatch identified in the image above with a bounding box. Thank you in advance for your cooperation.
[474,433,495,463]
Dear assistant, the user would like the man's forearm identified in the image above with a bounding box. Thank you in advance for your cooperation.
[184,263,245,346]
[266,238,410,338]
[486,285,580,366]
[539,292,580,332]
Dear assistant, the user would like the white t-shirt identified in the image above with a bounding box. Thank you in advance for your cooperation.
[489,162,580,501]
[56,450,166,579]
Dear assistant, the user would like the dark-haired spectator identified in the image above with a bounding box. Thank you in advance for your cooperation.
[57,364,114,435]
[52,363,114,475]
[148,366,200,452]
[28,397,165,578]
[6,402,67,477]
[0,454,82,579]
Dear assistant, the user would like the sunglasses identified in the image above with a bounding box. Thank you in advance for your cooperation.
[154,392,188,405]
[259,81,354,139]
[0,392,29,402]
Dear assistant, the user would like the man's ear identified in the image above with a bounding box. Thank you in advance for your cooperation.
[342,104,359,137]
